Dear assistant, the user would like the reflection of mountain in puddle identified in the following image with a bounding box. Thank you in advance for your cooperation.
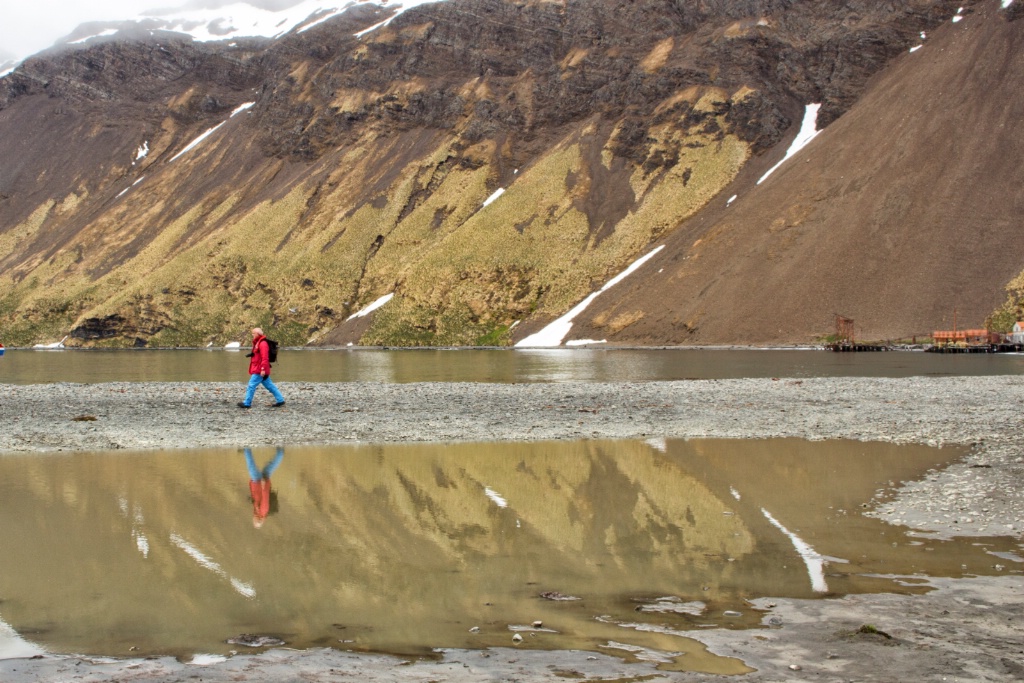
[674,438,1003,598]
[0,438,1012,674]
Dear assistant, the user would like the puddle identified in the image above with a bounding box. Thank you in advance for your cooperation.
[0,438,1019,673]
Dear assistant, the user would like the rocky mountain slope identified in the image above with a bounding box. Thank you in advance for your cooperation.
[0,0,1020,347]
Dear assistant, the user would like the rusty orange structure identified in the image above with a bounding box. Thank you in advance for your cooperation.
[834,315,855,344]
[931,329,1000,346]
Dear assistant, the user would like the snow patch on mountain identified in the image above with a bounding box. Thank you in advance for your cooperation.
[65,1,449,48]
[516,245,666,348]
[756,103,821,185]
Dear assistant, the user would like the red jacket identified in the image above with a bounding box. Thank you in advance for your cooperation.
[248,335,272,376]
[250,479,271,520]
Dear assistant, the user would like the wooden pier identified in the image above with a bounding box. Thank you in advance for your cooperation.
[828,343,889,352]
[927,343,1024,354]
[829,343,1024,353]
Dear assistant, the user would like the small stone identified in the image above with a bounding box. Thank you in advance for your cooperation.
[789,664,802,671]
[469,626,480,633]
[532,620,543,628]
[512,633,523,643]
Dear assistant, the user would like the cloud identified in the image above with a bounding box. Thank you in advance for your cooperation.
[0,1,149,61]
[0,0,306,62]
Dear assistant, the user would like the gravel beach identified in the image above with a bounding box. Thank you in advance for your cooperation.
[1,376,1022,681]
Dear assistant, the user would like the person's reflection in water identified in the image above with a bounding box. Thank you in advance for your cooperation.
[245,447,283,528]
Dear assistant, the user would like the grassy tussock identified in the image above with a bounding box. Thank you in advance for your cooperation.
[987,269,1024,333]
[0,200,55,272]
[640,37,674,73]
[362,120,747,345]
[0,95,751,347]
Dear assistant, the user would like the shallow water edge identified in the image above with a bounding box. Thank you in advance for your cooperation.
[2,346,1024,384]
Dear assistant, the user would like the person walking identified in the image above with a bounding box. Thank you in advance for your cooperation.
[238,327,285,408]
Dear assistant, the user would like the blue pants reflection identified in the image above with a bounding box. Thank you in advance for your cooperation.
[245,447,284,482]
[243,373,284,406]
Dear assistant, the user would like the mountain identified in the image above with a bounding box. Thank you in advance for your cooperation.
[0,0,1021,348]
[568,0,1024,346]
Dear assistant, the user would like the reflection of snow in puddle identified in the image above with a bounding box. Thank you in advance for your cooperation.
[484,486,508,508]
[987,550,1023,563]
[119,496,151,558]
[645,437,667,452]
[134,530,150,557]
[171,533,256,599]
[508,624,559,633]
[0,617,45,660]
[761,508,830,593]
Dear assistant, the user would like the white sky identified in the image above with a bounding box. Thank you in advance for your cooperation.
[0,1,154,61]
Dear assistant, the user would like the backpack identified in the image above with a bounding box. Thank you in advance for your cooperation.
[266,338,279,364]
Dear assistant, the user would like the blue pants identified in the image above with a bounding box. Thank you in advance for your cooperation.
[243,374,284,406]
[245,447,284,481]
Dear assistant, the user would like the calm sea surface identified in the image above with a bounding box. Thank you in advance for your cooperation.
[1,347,1023,384]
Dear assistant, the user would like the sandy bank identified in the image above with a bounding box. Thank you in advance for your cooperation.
[0,376,1022,681]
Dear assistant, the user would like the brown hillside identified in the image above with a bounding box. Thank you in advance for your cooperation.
[570,2,1024,346]
[0,0,1014,348]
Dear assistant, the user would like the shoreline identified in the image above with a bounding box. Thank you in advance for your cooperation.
[1,376,1022,681]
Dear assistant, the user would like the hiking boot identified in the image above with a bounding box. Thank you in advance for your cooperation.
[271,401,286,408]
[237,402,251,409]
